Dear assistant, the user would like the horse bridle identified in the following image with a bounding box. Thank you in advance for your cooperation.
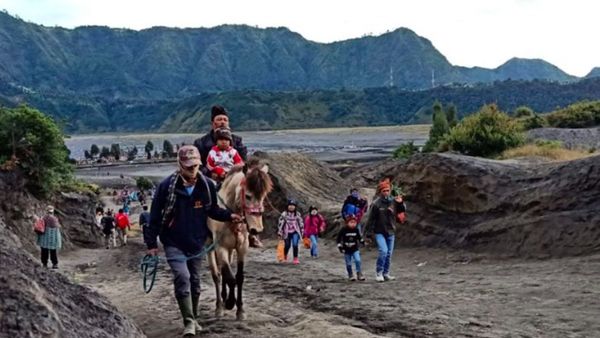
[239,178,265,219]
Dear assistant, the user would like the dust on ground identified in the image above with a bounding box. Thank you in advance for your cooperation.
[59,229,600,338]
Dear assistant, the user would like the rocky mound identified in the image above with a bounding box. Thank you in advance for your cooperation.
[381,153,600,257]
[528,127,600,150]
[0,172,102,254]
[253,152,348,235]
[0,219,144,338]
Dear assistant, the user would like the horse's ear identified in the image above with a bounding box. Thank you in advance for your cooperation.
[260,165,269,174]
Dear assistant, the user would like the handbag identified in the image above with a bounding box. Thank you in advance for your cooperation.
[276,240,285,262]
[303,237,311,249]
[33,217,46,234]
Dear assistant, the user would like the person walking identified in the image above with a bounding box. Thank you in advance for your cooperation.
[115,209,130,246]
[277,199,304,264]
[364,179,406,282]
[138,205,150,238]
[303,205,326,258]
[145,145,242,336]
[101,210,117,249]
[337,215,365,281]
[36,205,62,269]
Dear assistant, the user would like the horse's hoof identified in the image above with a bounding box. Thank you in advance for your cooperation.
[215,307,224,318]
[236,310,246,321]
[225,298,236,310]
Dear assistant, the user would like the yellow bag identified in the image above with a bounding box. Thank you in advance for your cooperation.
[276,240,285,262]
[303,237,311,249]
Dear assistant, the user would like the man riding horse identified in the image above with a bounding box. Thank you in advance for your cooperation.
[194,105,264,248]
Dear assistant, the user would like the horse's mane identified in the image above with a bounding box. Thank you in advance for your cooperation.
[246,165,273,199]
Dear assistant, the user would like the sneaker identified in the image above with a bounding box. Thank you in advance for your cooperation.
[357,272,366,281]
[293,257,300,265]
[375,273,385,282]
[349,274,356,281]
[383,274,396,281]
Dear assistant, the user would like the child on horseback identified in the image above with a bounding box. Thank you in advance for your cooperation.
[303,205,326,258]
[337,214,365,281]
[206,127,244,182]
[277,199,304,264]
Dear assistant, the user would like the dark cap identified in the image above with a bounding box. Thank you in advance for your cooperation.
[178,145,201,166]
[215,127,233,141]
[211,105,228,121]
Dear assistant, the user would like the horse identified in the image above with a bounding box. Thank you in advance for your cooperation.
[207,162,273,320]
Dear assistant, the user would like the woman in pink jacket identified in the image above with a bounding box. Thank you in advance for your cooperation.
[303,206,327,258]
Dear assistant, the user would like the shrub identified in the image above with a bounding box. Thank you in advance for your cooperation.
[518,114,547,130]
[514,106,534,118]
[136,176,154,191]
[500,144,590,161]
[392,142,419,159]
[0,105,73,196]
[545,100,600,128]
[442,104,524,157]
[423,101,449,152]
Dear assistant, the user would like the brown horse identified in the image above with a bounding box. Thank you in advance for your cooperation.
[207,163,273,320]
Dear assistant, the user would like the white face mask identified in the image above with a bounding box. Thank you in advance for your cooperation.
[311,210,317,215]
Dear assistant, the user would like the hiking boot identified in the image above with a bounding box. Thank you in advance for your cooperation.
[293,257,300,265]
[383,274,396,281]
[176,296,196,337]
[249,234,263,248]
[51,265,58,269]
[375,273,385,282]
[348,274,356,281]
[357,272,366,281]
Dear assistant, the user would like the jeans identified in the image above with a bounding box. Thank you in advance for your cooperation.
[309,234,319,257]
[284,232,300,258]
[165,246,203,299]
[375,233,395,275]
[344,251,362,276]
[41,248,58,267]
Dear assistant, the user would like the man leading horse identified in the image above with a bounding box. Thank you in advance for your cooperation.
[145,145,242,336]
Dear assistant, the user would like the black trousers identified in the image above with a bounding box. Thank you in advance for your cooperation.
[41,248,58,266]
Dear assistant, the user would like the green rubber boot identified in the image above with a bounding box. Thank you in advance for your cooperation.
[191,294,203,331]
[176,296,196,336]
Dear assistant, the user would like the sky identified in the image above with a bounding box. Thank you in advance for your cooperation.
[0,0,598,77]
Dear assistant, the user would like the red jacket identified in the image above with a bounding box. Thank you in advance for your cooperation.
[116,213,130,229]
[303,214,326,237]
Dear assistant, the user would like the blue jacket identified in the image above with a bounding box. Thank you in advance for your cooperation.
[145,174,231,254]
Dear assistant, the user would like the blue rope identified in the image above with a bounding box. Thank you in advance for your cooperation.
[140,242,217,294]
[140,254,159,294]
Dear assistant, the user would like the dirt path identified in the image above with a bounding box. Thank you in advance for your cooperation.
[58,227,600,338]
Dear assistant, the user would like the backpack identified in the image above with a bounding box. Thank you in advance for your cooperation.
[102,216,117,235]
[116,214,129,229]
[33,217,46,234]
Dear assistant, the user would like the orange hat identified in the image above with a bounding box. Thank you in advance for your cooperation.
[377,179,391,193]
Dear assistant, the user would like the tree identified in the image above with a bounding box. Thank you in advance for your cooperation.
[110,143,121,160]
[423,101,449,152]
[90,144,100,158]
[84,150,92,160]
[162,140,174,158]
[0,105,73,195]
[145,140,154,160]
[392,142,419,159]
[446,104,458,128]
[127,146,138,161]
[136,176,154,191]
[100,146,111,158]
[443,104,524,157]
